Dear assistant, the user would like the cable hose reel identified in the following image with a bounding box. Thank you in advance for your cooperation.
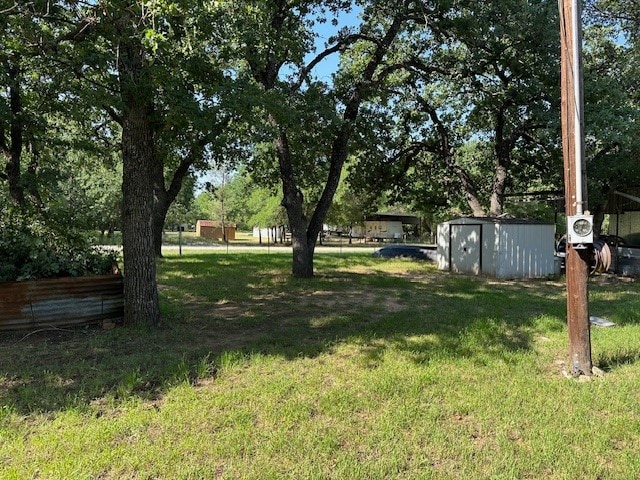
[556,235,612,275]
[591,238,611,275]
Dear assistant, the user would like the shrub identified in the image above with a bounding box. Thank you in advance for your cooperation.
[0,206,118,282]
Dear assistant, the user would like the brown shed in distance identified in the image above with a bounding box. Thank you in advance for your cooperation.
[196,220,236,241]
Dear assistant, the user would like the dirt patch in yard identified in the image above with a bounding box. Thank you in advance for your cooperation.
[154,283,412,353]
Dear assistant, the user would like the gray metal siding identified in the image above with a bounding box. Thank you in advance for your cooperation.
[438,218,557,278]
[450,224,482,274]
[497,224,556,278]
[481,224,499,276]
[436,223,451,270]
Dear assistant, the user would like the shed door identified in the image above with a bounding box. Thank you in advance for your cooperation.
[450,224,481,274]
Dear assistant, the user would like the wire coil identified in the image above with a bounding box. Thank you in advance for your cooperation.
[592,238,611,274]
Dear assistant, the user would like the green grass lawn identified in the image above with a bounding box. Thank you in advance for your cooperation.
[1,252,640,479]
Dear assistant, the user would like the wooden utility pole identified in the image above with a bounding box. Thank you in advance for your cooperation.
[559,0,592,376]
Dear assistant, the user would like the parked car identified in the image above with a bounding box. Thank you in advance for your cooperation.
[598,235,627,247]
[372,244,436,261]
[621,233,640,247]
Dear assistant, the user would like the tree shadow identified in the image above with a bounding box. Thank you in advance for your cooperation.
[0,252,637,415]
[595,349,640,372]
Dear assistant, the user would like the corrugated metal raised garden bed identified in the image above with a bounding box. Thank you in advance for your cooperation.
[0,274,124,331]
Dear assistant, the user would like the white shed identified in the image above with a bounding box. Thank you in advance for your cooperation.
[436,217,558,279]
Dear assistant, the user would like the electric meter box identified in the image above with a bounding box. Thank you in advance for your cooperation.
[567,214,594,245]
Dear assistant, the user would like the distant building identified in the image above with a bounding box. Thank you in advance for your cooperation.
[196,220,236,241]
[252,226,288,244]
[352,213,421,241]
[607,188,640,245]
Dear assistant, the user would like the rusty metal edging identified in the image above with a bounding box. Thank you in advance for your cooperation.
[0,275,124,331]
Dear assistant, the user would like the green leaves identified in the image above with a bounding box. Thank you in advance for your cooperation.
[345,0,563,218]
[581,6,640,212]
[0,204,118,282]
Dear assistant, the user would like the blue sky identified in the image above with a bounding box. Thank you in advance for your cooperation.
[306,6,362,83]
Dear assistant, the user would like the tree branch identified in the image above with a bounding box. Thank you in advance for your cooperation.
[292,34,379,91]
[308,9,408,237]
[0,2,18,15]
[104,105,123,126]
[54,17,97,44]
[0,122,8,155]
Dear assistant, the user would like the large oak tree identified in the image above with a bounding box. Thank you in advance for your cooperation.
[222,0,440,277]
[349,0,562,218]
[51,1,239,325]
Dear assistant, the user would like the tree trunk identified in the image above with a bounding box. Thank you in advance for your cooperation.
[489,108,512,217]
[151,151,197,256]
[256,4,405,278]
[121,104,161,327]
[118,32,161,327]
[593,205,605,236]
[292,12,405,270]
[151,151,167,258]
[422,97,486,217]
[275,128,315,277]
[446,154,485,216]
[152,201,168,258]
[489,164,508,216]
[292,232,315,278]
[458,167,486,217]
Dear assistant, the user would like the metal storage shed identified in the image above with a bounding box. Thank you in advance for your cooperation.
[436,217,558,279]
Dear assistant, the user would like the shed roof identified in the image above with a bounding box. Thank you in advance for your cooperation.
[364,213,421,225]
[442,216,552,225]
[196,220,236,228]
[607,188,640,213]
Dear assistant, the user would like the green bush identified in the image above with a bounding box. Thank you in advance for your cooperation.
[0,206,118,282]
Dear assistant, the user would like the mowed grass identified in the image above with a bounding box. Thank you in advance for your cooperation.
[1,251,640,479]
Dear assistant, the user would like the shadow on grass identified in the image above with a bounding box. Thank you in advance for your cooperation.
[596,350,640,372]
[0,252,637,415]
